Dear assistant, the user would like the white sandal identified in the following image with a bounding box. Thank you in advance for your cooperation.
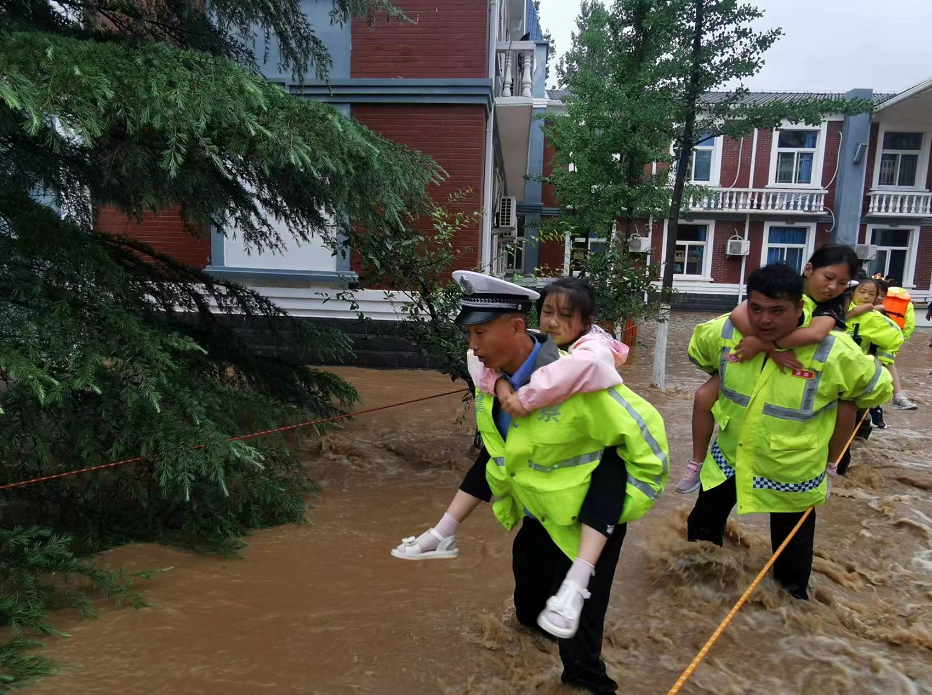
[390,527,459,561]
[537,580,590,639]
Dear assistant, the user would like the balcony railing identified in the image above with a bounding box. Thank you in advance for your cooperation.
[688,188,827,214]
[495,42,535,99]
[867,191,932,216]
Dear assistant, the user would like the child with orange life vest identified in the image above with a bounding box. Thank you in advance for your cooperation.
[675,244,860,494]
[864,278,918,411]
[881,276,916,340]
[845,278,908,431]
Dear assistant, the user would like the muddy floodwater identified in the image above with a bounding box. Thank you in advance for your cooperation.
[24,314,932,695]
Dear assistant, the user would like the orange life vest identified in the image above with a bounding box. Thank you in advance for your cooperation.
[883,287,911,330]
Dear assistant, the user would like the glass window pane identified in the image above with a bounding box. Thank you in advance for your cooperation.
[898,155,919,187]
[872,229,911,247]
[692,150,712,181]
[776,152,795,183]
[696,134,716,147]
[869,251,887,278]
[878,154,898,186]
[778,130,819,149]
[768,227,807,244]
[785,247,805,272]
[685,246,704,275]
[883,132,923,151]
[887,250,907,283]
[796,152,813,184]
[766,247,786,265]
[677,225,707,242]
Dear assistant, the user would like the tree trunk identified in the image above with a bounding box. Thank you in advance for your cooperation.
[651,0,705,391]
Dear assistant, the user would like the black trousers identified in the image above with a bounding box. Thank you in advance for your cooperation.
[513,517,626,694]
[460,447,629,694]
[686,475,816,600]
[459,446,628,537]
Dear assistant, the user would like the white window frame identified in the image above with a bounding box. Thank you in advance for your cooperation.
[505,215,527,273]
[661,219,716,280]
[768,122,828,189]
[689,135,723,186]
[871,126,929,191]
[864,224,919,288]
[759,222,816,273]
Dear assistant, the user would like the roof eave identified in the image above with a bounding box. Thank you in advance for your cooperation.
[875,77,932,113]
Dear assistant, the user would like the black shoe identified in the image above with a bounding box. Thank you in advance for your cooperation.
[870,407,886,429]
[781,583,810,601]
[562,675,618,695]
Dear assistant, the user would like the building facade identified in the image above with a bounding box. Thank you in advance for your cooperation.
[97,0,551,326]
[534,85,932,309]
[96,2,932,325]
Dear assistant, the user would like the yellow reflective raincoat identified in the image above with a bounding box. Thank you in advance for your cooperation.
[475,338,669,560]
[847,305,905,365]
[688,315,892,514]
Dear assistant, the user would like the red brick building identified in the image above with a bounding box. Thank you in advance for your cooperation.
[99,0,550,326]
[537,86,932,309]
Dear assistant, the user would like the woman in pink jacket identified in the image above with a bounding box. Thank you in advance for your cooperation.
[392,277,629,639]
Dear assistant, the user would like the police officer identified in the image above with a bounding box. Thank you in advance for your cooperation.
[453,271,669,695]
[686,264,893,599]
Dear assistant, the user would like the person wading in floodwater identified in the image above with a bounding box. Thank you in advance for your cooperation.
[685,264,892,600]
[400,271,669,695]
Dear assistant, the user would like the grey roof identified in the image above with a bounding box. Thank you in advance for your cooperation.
[545,88,897,105]
[703,91,896,106]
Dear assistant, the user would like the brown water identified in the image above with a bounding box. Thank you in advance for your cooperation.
[24,315,932,695]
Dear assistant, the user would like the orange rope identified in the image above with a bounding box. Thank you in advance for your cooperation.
[0,389,469,492]
[666,409,869,695]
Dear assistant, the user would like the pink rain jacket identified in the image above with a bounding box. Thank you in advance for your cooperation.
[467,325,629,411]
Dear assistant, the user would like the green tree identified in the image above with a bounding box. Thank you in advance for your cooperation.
[649,0,874,389]
[0,0,437,684]
[541,1,674,330]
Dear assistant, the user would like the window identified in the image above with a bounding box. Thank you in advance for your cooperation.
[878,132,922,187]
[568,233,607,276]
[869,228,912,284]
[764,226,809,272]
[691,135,715,182]
[674,224,708,276]
[505,215,526,273]
[775,129,819,185]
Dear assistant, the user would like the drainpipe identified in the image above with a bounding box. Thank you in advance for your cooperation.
[480,0,500,272]
[738,214,750,304]
[737,129,759,303]
[748,128,759,191]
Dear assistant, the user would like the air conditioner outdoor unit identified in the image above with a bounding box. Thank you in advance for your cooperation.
[628,236,651,253]
[856,243,877,260]
[494,196,517,230]
[726,238,750,257]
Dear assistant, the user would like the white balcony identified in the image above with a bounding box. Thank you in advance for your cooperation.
[494,41,537,202]
[867,191,932,217]
[688,188,827,214]
[495,41,536,100]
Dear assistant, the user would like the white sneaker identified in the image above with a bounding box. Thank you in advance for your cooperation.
[891,393,919,411]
